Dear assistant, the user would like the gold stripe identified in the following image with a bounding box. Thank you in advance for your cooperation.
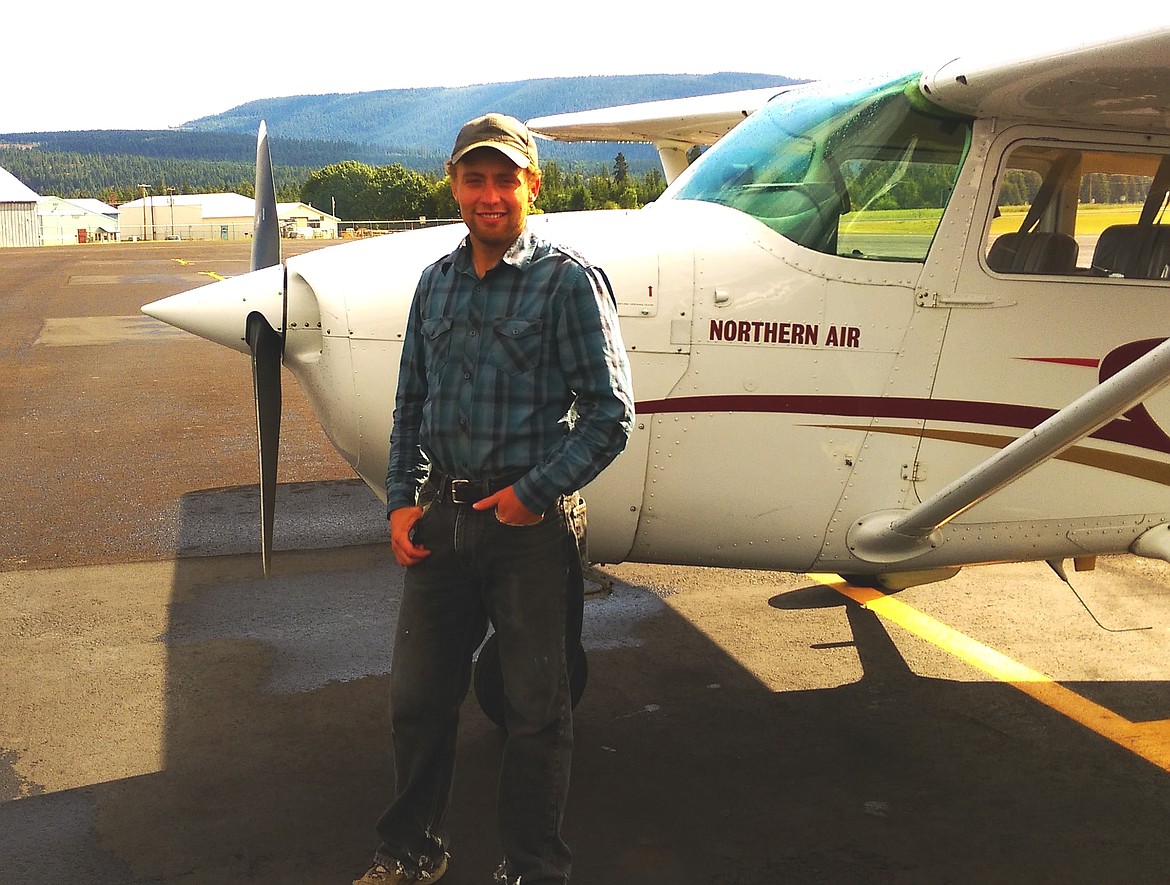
[807,574,1170,772]
[811,423,1170,486]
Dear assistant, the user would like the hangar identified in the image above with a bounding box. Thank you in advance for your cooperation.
[278,201,339,239]
[118,192,257,242]
[38,196,119,245]
[118,194,339,241]
[0,165,40,248]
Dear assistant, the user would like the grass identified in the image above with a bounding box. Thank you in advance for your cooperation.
[993,204,1143,237]
[841,203,1147,237]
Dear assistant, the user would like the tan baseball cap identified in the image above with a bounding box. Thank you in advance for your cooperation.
[448,113,539,169]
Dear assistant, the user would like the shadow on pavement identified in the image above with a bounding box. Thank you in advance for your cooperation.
[6,484,1170,883]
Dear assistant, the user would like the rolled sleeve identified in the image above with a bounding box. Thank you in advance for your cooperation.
[513,264,634,513]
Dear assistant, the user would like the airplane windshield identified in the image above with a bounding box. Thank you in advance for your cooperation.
[662,75,973,262]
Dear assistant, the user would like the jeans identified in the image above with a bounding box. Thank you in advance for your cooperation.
[375,490,580,884]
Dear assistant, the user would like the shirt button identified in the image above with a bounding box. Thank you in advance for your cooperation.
[469,329,477,337]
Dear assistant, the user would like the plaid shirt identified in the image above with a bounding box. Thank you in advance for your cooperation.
[386,227,634,515]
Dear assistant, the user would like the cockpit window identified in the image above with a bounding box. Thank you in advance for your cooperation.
[985,144,1170,280]
[661,75,972,262]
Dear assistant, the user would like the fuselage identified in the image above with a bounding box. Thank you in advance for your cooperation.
[145,70,1170,579]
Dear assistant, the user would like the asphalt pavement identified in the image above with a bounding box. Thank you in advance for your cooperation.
[3,241,1170,884]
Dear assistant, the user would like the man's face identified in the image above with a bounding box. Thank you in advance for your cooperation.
[450,148,540,255]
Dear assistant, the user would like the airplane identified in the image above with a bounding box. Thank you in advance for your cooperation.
[143,27,1170,722]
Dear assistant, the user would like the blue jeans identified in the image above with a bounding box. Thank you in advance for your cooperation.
[375,492,578,884]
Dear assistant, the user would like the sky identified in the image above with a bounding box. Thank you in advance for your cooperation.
[6,1,1168,133]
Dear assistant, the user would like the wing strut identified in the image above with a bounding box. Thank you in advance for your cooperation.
[848,335,1170,564]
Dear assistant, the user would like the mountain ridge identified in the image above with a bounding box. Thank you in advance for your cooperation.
[180,72,800,155]
[0,73,802,197]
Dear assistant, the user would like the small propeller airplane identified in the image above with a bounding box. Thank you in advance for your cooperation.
[144,27,1170,718]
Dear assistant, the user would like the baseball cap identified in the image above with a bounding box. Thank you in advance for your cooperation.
[448,113,539,169]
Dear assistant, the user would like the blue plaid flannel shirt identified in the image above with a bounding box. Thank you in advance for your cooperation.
[386,227,634,515]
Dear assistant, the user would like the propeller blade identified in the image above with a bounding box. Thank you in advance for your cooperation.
[248,121,285,577]
[247,310,283,578]
[252,120,281,272]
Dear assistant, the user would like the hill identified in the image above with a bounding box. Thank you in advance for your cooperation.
[0,72,799,199]
[181,72,798,157]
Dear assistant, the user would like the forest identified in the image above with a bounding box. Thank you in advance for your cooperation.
[300,154,667,219]
[997,169,1152,208]
[0,131,441,205]
[0,145,311,204]
[0,145,666,217]
[6,139,1149,225]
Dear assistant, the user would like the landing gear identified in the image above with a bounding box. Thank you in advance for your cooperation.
[473,550,589,728]
[473,634,589,728]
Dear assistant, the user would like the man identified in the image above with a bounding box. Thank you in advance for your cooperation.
[355,113,634,885]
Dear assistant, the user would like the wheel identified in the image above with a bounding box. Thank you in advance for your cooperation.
[474,632,588,728]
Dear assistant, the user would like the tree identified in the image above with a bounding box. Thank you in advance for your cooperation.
[371,164,431,220]
[427,177,459,219]
[613,152,630,184]
[638,168,665,205]
[568,185,594,211]
[301,161,379,219]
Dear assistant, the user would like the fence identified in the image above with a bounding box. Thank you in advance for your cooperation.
[119,222,256,242]
[337,219,461,238]
[116,218,461,243]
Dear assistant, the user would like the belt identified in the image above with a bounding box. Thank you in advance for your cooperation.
[428,469,530,505]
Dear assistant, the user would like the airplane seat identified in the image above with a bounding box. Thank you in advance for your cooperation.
[1091,224,1170,279]
[986,231,1079,274]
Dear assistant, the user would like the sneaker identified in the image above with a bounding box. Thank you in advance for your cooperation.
[491,861,520,884]
[353,855,449,884]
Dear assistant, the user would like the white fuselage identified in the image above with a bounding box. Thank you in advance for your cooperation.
[269,151,1170,574]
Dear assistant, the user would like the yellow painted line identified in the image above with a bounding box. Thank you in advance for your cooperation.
[198,271,226,281]
[807,573,1170,773]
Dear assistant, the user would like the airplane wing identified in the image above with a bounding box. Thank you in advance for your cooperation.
[920,27,1170,132]
[527,86,792,182]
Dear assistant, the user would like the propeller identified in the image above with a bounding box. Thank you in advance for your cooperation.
[246,121,285,577]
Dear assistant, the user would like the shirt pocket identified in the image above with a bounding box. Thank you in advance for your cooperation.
[489,317,544,375]
[421,316,453,375]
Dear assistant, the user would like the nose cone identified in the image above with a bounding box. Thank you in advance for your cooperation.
[142,264,286,355]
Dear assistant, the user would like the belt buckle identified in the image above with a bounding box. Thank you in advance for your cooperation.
[449,478,474,504]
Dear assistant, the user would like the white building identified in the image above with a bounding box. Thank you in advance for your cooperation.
[37,196,119,245]
[0,166,39,248]
[118,192,257,242]
[117,194,339,242]
[70,198,120,221]
[278,202,339,239]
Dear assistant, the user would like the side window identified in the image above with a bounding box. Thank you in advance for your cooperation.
[985,145,1170,279]
[838,154,966,262]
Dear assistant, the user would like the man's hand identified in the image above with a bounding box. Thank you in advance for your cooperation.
[473,485,543,526]
[389,506,431,567]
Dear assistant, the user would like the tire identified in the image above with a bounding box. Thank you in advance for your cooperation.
[474,632,588,728]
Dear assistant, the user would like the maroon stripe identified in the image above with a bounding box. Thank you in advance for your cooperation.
[1017,357,1101,368]
[633,394,1170,455]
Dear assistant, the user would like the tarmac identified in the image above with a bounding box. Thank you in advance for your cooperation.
[3,240,1170,884]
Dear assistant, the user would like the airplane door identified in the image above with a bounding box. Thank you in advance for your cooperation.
[912,129,1170,560]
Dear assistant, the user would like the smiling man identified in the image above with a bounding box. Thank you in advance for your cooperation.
[355,114,634,885]
[448,121,540,278]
